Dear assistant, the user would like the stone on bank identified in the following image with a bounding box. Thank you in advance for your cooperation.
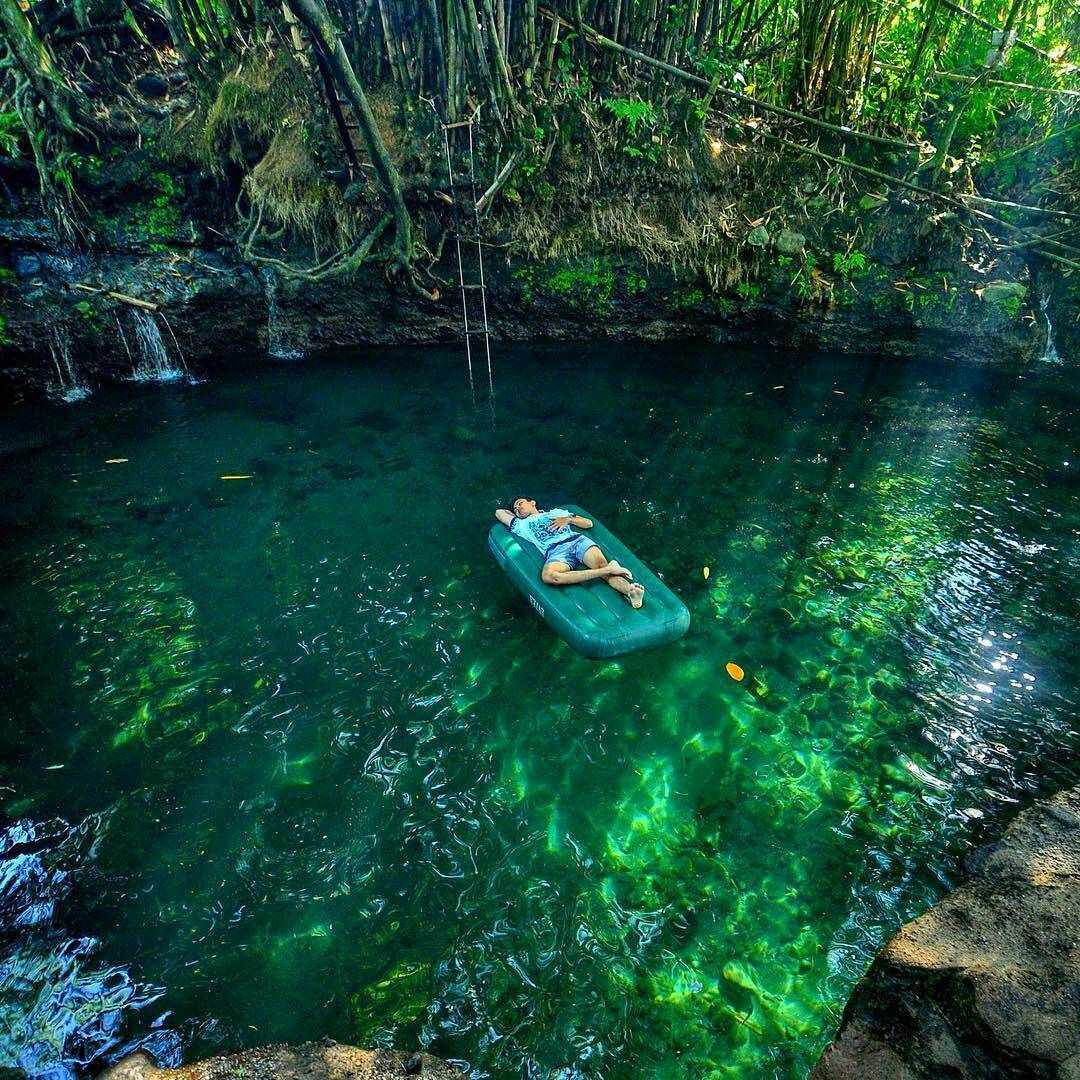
[812,786,1080,1079]
[99,1041,466,1080]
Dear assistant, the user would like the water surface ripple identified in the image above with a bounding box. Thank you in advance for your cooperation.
[0,343,1076,1078]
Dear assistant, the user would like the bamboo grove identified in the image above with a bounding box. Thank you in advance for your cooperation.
[1,0,1078,284]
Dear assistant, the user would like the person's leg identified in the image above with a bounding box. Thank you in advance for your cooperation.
[540,559,631,586]
[583,545,645,608]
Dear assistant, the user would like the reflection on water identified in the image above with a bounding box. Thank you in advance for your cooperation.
[0,342,1077,1078]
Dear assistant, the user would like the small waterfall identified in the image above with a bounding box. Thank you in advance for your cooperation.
[1040,294,1062,363]
[47,324,89,402]
[261,268,304,360]
[115,312,134,367]
[129,309,189,381]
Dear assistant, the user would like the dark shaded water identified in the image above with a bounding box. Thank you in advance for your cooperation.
[0,342,1077,1078]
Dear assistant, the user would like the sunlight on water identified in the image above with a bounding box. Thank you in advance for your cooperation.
[0,342,1076,1078]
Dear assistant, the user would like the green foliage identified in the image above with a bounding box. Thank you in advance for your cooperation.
[832,250,868,277]
[88,163,189,252]
[602,97,660,136]
[602,97,667,162]
[668,285,706,310]
[515,258,616,314]
[555,35,591,97]
[0,112,24,157]
[50,151,92,194]
[73,300,104,334]
[513,258,654,315]
[791,251,818,303]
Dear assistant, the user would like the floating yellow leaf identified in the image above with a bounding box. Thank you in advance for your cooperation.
[105,458,128,464]
[726,662,745,681]
[703,566,710,580]
[220,475,253,480]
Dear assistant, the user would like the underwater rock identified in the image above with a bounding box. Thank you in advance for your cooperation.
[812,785,1080,1080]
[99,1041,467,1079]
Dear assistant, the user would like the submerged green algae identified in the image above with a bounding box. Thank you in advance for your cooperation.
[0,343,1076,1078]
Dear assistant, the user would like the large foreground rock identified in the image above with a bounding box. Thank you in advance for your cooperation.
[99,1041,466,1080]
[812,787,1080,1079]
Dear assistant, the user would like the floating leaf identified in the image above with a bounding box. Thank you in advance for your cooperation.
[703,566,710,580]
[726,662,745,681]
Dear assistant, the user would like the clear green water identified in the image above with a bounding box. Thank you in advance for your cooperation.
[0,343,1077,1079]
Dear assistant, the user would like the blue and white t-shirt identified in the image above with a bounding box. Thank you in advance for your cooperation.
[510,508,575,554]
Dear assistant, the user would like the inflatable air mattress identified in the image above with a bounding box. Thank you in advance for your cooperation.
[488,504,690,659]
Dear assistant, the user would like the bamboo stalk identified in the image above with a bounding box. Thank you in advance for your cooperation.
[538,5,926,152]
[739,123,1080,271]
[936,0,1054,62]
[874,60,1080,99]
[993,121,1080,163]
[998,224,1080,252]
[287,0,413,266]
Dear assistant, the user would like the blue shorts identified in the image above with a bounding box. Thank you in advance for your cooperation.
[543,534,597,570]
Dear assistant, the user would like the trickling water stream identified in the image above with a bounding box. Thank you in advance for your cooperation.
[1040,294,1062,363]
[129,309,189,382]
[262,268,305,360]
[46,324,89,403]
[0,343,1077,1079]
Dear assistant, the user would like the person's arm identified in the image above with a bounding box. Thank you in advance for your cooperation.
[548,512,592,530]
[495,508,514,527]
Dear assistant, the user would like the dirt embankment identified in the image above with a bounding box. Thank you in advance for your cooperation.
[0,102,1066,400]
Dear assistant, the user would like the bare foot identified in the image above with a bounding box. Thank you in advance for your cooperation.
[626,582,646,608]
[605,560,633,580]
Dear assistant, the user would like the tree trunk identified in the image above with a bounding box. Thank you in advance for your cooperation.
[0,0,81,134]
[286,0,413,266]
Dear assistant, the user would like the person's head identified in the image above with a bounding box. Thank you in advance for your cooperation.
[512,497,538,518]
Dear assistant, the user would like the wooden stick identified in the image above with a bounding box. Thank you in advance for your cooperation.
[476,149,521,213]
[75,284,160,309]
[52,21,126,40]
[107,291,160,310]
[957,192,1077,221]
